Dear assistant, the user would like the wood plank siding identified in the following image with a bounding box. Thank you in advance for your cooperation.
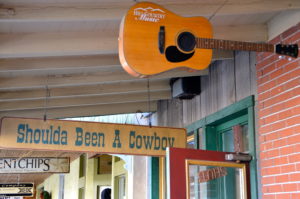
[156,51,257,128]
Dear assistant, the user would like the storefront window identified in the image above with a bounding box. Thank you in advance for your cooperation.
[186,96,257,199]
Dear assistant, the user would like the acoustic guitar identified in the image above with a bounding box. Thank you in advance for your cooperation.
[119,2,298,77]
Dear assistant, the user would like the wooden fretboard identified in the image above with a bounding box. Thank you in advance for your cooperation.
[196,38,274,53]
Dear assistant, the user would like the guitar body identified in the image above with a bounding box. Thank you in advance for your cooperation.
[119,2,213,77]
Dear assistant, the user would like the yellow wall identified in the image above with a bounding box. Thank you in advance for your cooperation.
[37,158,80,199]
[36,156,112,199]
[65,158,80,199]
[86,157,112,199]
[85,158,94,199]
[37,174,60,199]
[112,157,128,199]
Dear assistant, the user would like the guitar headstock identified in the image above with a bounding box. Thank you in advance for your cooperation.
[275,44,298,58]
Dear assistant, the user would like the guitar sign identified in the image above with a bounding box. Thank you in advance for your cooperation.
[118,2,299,77]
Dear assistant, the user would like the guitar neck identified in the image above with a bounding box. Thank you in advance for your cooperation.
[196,38,274,53]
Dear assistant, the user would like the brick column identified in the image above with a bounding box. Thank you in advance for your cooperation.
[257,23,300,199]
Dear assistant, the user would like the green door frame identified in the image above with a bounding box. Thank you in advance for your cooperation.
[151,157,160,199]
[186,96,258,199]
[216,115,248,199]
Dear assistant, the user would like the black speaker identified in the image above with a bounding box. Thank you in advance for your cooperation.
[170,76,201,100]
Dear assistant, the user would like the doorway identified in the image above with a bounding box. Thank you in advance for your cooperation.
[175,96,258,199]
[166,148,251,199]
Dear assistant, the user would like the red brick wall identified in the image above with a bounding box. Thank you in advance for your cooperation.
[257,23,300,199]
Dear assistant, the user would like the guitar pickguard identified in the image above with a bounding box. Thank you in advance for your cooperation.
[165,46,194,63]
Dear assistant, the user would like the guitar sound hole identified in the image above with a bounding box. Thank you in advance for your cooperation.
[177,32,196,52]
[165,46,194,63]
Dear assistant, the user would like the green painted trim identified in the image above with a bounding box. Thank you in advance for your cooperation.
[215,114,248,132]
[151,157,159,199]
[186,119,206,134]
[205,126,218,151]
[248,106,258,199]
[205,95,253,125]
[186,96,254,132]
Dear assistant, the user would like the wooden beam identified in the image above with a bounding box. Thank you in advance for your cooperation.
[0,54,120,71]
[1,0,299,20]
[0,68,208,90]
[0,90,171,111]
[0,65,123,77]
[0,24,266,58]
[0,50,230,75]
[167,0,300,16]
[0,101,158,119]
[0,52,231,71]
[0,31,118,58]
[0,79,170,100]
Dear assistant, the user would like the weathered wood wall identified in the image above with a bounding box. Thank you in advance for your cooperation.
[156,51,257,128]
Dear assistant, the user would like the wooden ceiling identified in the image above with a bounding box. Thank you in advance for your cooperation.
[0,0,299,119]
[0,0,299,184]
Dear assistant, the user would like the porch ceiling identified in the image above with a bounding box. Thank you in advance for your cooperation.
[0,0,299,185]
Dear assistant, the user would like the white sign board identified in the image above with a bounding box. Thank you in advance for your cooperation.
[0,157,70,173]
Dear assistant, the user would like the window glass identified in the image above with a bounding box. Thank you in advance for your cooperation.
[222,129,234,152]
[187,135,195,149]
[188,163,246,199]
[219,124,249,153]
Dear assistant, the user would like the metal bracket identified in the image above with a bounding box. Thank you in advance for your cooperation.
[225,153,252,162]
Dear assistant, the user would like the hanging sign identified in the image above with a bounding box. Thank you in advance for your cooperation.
[0,117,186,156]
[0,183,33,197]
[0,157,70,174]
[198,167,227,183]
